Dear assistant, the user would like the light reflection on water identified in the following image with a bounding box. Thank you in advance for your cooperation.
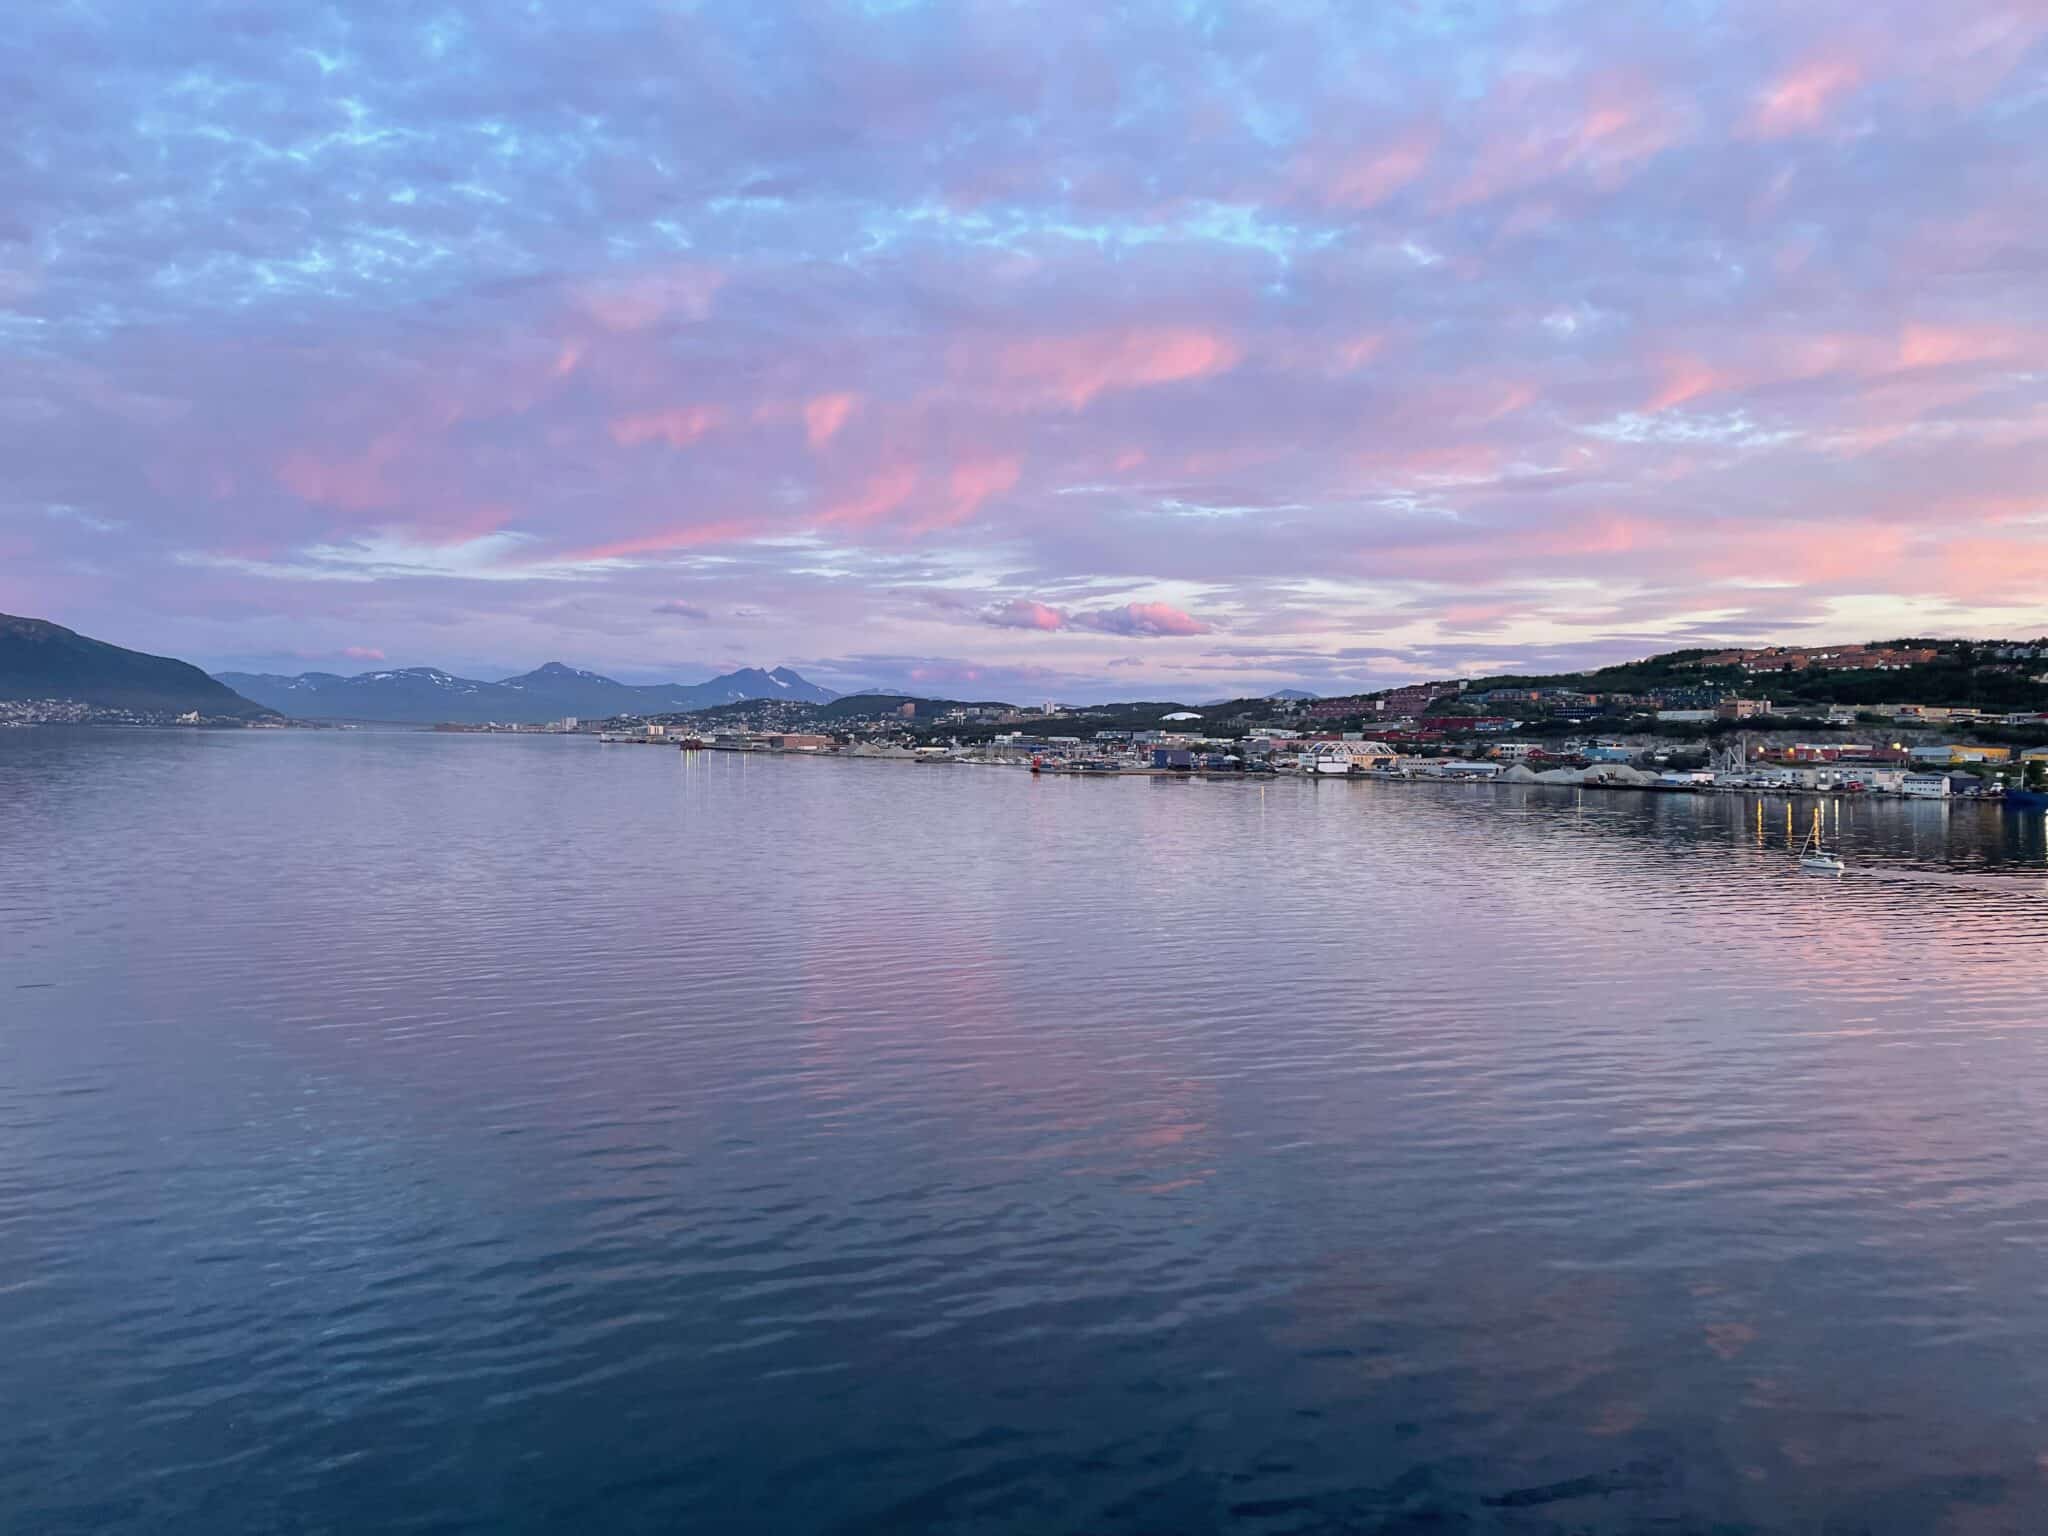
[3,728,2048,1534]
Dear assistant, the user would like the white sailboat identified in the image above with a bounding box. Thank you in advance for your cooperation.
[1797,806,1845,876]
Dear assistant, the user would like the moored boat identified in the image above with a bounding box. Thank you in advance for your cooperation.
[1797,806,1845,875]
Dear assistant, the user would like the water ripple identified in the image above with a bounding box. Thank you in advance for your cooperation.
[4,729,2048,1533]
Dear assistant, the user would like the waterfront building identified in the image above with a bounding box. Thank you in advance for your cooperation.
[1910,743,2012,764]
[1300,741,1399,774]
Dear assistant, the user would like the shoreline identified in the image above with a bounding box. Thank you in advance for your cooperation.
[656,739,2026,806]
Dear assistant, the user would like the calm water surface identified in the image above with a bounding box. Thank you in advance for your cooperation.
[5,729,2048,1533]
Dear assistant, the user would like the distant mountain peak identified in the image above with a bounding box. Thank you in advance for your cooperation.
[499,660,612,690]
[216,659,838,722]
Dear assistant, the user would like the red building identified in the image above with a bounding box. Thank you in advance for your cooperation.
[1418,715,1515,733]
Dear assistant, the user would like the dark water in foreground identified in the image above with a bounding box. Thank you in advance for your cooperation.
[5,729,2048,1534]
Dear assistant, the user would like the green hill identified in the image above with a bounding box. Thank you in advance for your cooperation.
[0,613,275,719]
[1457,639,2048,713]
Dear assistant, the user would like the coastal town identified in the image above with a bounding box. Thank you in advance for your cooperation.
[10,622,2048,804]
[578,711,2048,801]
[562,640,2048,805]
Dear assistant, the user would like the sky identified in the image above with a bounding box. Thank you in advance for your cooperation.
[3,0,2046,702]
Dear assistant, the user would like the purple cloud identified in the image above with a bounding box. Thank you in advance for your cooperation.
[982,598,1212,637]
[1070,602,1214,638]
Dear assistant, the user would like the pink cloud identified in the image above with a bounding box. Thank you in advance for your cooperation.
[609,406,724,448]
[1567,81,1690,181]
[1697,522,1911,585]
[937,455,1021,526]
[1074,601,1212,637]
[341,646,386,661]
[1747,55,1865,137]
[1334,333,1385,373]
[991,327,1242,409]
[985,599,1068,630]
[820,464,920,527]
[804,392,858,448]
[980,598,1213,637]
[1941,536,2048,600]
[1481,382,1537,421]
[1647,358,1735,412]
[1894,324,2015,370]
[277,429,408,511]
[1534,514,1654,558]
[1316,129,1436,209]
[550,518,761,565]
[1438,76,1685,209]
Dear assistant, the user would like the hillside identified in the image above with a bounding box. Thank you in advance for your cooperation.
[1265,638,2048,731]
[1455,639,2048,712]
[216,662,838,724]
[0,613,275,720]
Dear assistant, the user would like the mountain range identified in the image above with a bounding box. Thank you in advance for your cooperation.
[214,661,839,723]
[1,613,275,719]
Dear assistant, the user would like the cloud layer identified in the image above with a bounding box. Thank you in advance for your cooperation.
[3,0,2045,698]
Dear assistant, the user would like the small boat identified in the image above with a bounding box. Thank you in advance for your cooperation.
[2003,788,2048,810]
[1797,807,1845,876]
